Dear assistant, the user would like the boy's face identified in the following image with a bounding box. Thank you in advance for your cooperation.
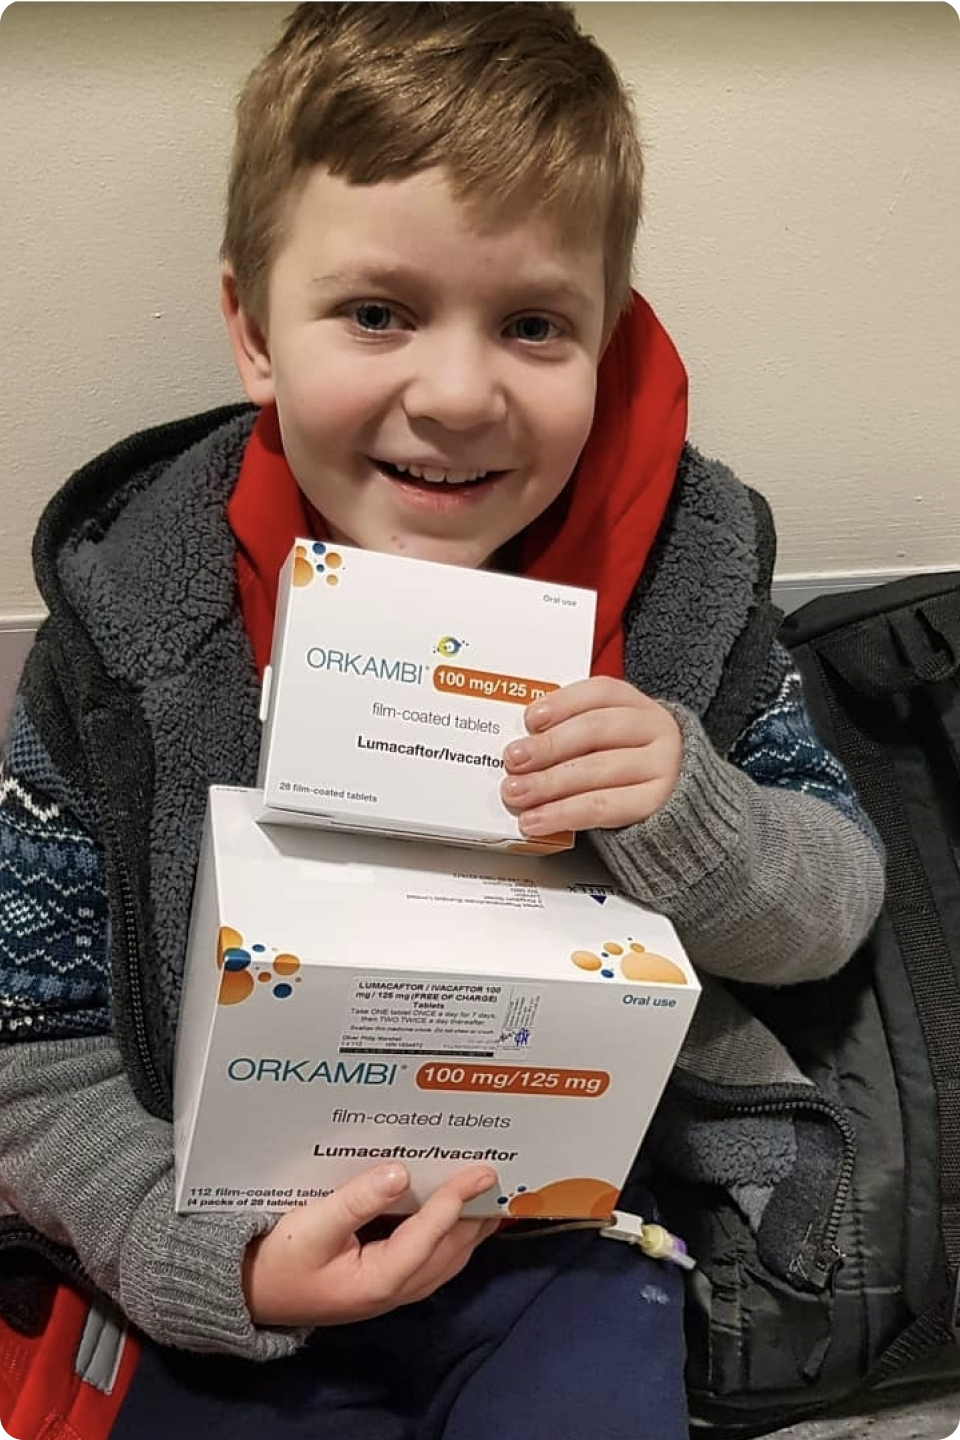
[224,167,606,569]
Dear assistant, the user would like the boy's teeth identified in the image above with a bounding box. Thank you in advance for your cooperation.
[395,463,489,485]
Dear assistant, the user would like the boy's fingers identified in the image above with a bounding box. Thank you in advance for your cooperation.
[518,781,673,835]
[523,677,650,732]
[393,1218,500,1305]
[503,748,650,812]
[506,707,671,776]
[321,1163,411,1244]
[365,1166,497,1296]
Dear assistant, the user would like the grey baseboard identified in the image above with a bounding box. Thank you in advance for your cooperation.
[772,568,920,616]
[0,621,41,738]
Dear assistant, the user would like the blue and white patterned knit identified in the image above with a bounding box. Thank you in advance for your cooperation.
[0,713,109,1042]
[729,644,879,842]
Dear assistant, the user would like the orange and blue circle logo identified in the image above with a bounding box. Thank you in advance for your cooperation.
[293,542,343,588]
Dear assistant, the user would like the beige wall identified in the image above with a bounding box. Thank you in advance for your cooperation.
[1,1,957,620]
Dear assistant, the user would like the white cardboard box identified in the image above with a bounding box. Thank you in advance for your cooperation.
[257,541,596,853]
[174,787,700,1218]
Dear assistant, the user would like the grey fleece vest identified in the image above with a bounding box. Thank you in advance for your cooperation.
[29,408,779,1117]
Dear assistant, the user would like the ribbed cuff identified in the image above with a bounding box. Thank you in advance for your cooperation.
[590,704,749,914]
[121,1183,309,1359]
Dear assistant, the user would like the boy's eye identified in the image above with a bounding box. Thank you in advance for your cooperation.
[353,302,397,331]
[508,315,561,343]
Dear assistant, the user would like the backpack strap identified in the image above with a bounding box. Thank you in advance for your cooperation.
[867,669,960,1382]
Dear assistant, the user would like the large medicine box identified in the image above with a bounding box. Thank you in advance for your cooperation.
[174,787,700,1218]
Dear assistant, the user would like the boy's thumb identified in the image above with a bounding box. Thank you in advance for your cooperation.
[329,1163,410,1234]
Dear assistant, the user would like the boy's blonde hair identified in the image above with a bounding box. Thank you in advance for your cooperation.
[223,2,643,337]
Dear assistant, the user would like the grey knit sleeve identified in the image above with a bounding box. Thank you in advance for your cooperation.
[0,1034,306,1357]
[0,706,304,1357]
[589,656,885,986]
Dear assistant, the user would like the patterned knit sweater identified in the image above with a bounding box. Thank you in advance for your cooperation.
[0,407,884,1357]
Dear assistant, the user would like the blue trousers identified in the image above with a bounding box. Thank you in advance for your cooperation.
[111,1229,688,1439]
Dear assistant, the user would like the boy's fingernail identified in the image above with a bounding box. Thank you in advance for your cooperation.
[504,741,532,768]
[526,702,551,730]
[502,776,530,800]
[374,1164,409,1197]
[519,811,547,836]
[471,1167,498,1196]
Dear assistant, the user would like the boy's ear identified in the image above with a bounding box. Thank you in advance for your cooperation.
[221,268,275,406]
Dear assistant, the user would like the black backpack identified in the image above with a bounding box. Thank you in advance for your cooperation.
[653,572,960,1433]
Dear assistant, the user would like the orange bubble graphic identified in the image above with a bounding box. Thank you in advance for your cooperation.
[258,973,271,983]
[325,551,343,568]
[218,970,255,1005]
[293,556,314,587]
[630,942,646,954]
[217,927,243,968]
[507,1178,619,1220]
[571,950,603,972]
[273,954,301,977]
[294,545,307,560]
[620,952,688,984]
[326,574,340,586]
[603,942,624,955]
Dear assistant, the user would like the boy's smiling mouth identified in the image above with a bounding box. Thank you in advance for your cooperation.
[372,458,508,489]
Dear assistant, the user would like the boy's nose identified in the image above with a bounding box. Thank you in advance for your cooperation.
[402,337,508,431]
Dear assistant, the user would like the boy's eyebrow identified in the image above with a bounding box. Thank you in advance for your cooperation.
[309,267,597,315]
[310,266,416,293]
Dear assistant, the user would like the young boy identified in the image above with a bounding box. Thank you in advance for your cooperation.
[0,5,884,1437]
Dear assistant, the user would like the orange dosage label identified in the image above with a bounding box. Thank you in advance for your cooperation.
[416,1062,609,1098]
[432,665,558,707]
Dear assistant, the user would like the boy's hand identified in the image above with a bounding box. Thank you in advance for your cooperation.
[242,1163,499,1328]
[501,677,682,835]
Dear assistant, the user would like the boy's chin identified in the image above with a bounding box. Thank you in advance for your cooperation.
[373,532,507,571]
[324,509,525,571]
